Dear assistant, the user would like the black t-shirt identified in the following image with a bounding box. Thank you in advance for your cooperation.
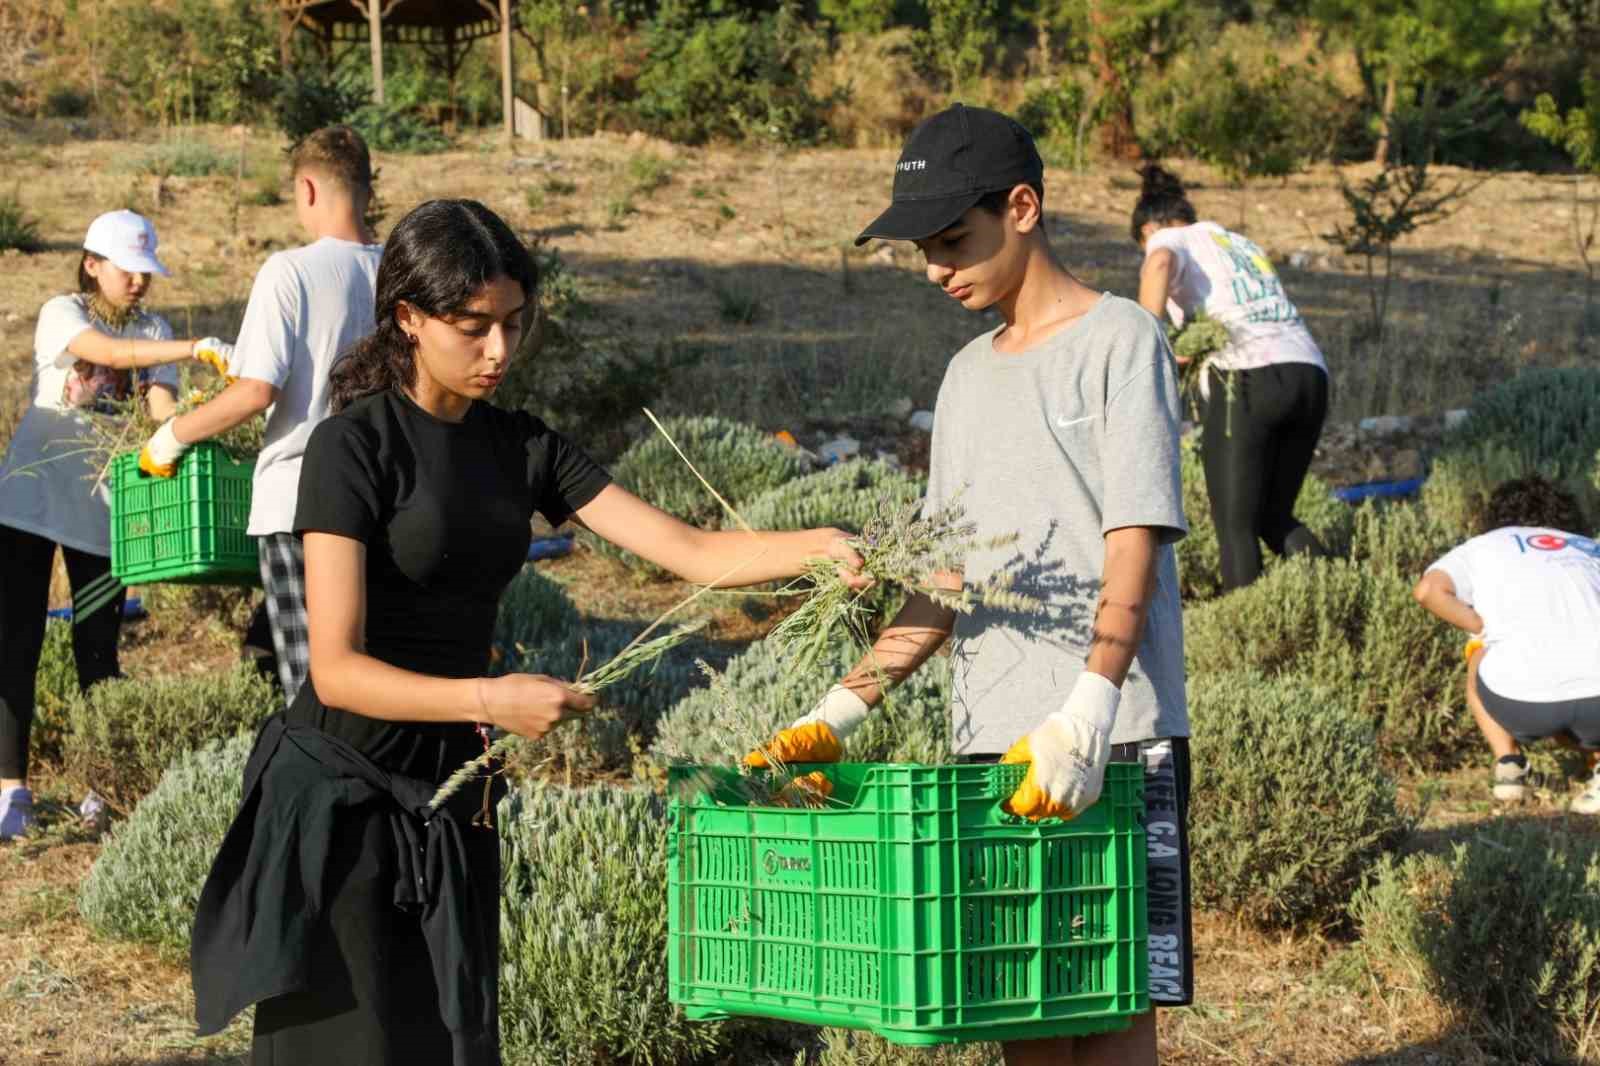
[286,389,610,782]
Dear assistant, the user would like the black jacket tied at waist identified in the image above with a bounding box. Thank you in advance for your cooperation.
[190,713,501,1065]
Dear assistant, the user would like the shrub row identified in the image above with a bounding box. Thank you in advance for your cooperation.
[1353,820,1600,1063]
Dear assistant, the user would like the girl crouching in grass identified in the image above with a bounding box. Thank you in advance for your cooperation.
[189,198,864,1065]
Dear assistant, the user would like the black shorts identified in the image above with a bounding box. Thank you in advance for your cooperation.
[961,737,1195,1008]
[1478,678,1600,749]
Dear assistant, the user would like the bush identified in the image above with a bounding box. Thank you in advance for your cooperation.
[79,733,253,956]
[1183,557,1470,766]
[634,0,839,145]
[1346,498,1459,580]
[31,620,77,764]
[349,101,451,154]
[128,140,232,178]
[1016,80,1088,168]
[0,187,44,253]
[1423,441,1591,541]
[585,416,810,573]
[1447,368,1600,482]
[273,70,368,145]
[1353,821,1600,1062]
[812,27,930,148]
[499,780,727,1065]
[1187,670,1412,930]
[1176,441,1352,603]
[61,665,277,808]
[813,1030,1000,1065]
[734,458,925,534]
[652,636,952,768]
[41,86,92,118]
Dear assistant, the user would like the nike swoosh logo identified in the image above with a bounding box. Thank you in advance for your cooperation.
[1055,415,1095,428]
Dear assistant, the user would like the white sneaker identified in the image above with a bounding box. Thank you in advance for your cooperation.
[1570,767,1600,815]
[0,786,34,840]
[1493,755,1528,803]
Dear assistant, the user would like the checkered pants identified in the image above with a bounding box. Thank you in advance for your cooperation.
[258,533,309,709]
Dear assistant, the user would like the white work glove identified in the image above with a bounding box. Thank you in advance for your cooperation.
[1001,671,1121,821]
[191,337,236,381]
[746,684,871,768]
[139,418,191,478]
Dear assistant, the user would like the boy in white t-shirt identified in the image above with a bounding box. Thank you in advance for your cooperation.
[1414,477,1600,814]
[140,127,382,706]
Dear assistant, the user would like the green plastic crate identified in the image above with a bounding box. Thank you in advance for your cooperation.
[110,443,259,587]
[668,761,1147,1045]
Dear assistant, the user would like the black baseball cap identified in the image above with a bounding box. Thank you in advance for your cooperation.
[855,104,1044,247]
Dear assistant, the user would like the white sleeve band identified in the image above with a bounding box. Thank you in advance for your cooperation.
[795,684,871,740]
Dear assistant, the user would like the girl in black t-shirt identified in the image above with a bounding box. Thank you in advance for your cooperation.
[190,199,864,1066]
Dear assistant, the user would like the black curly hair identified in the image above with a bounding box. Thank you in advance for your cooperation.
[1130,163,1196,244]
[1479,476,1587,535]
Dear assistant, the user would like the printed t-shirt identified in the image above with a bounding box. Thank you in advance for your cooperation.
[287,390,611,782]
[923,294,1189,752]
[232,237,383,536]
[1428,526,1600,703]
[0,294,179,555]
[1144,221,1325,375]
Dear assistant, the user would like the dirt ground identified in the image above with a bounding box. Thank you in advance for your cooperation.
[3,124,1599,1064]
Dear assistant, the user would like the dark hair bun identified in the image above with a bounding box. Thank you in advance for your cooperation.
[1138,164,1186,199]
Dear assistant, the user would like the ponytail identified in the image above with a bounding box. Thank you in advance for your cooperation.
[1130,163,1196,244]
[328,198,537,414]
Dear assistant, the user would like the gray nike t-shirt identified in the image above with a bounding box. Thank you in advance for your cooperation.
[923,293,1189,752]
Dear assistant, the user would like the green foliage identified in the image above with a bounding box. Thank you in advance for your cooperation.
[499,780,727,1064]
[79,733,254,956]
[1182,556,1471,766]
[1346,498,1459,579]
[349,101,452,154]
[917,0,998,93]
[1176,440,1352,603]
[1352,820,1600,1062]
[813,1030,1000,1065]
[496,245,703,462]
[1016,81,1087,168]
[1187,670,1412,930]
[626,153,674,195]
[820,0,899,35]
[31,620,77,764]
[127,140,231,178]
[735,458,926,535]
[61,665,276,808]
[0,186,44,253]
[1520,79,1600,173]
[42,86,91,119]
[273,69,368,146]
[635,1,838,145]
[1137,39,1341,181]
[113,0,280,125]
[1445,368,1600,484]
[1420,442,1569,541]
[652,636,953,768]
[585,416,810,573]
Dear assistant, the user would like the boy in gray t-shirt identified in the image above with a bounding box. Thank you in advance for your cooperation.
[751,105,1191,1065]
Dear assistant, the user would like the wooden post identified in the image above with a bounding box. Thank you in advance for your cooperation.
[367,0,385,106]
[500,0,515,145]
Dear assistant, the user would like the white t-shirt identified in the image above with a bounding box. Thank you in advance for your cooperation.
[0,295,178,555]
[1144,222,1326,375]
[231,237,382,535]
[1428,527,1600,703]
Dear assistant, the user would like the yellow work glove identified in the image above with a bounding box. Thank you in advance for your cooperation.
[774,770,835,809]
[138,418,189,478]
[1000,672,1120,822]
[745,684,871,768]
[192,337,236,383]
[1464,637,1485,663]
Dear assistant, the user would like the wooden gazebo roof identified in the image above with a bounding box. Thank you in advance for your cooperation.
[281,0,514,47]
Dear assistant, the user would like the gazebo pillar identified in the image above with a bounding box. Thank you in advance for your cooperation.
[499,0,514,144]
[367,0,385,105]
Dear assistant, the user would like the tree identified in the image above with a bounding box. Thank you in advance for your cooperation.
[1314,0,1540,164]
[1521,80,1600,341]
[917,0,999,95]
[1059,0,1187,160]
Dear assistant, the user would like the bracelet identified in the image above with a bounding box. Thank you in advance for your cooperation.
[476,677,494,727]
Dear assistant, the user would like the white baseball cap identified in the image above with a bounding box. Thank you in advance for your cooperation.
[83,210,171,277]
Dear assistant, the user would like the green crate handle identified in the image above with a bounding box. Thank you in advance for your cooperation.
[751,761,1107,825]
